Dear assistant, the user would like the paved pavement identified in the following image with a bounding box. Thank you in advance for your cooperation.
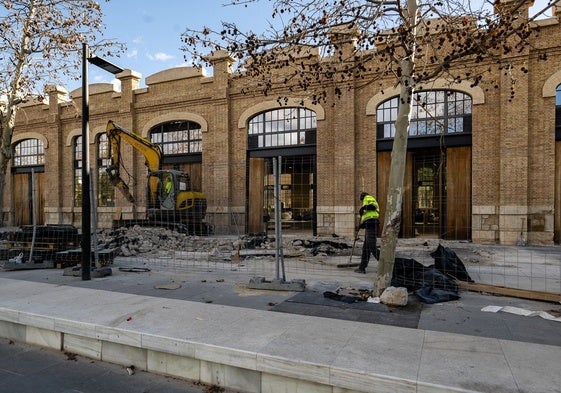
[0,245,560,392]
[0,337,238,393]
[2,253,559,347]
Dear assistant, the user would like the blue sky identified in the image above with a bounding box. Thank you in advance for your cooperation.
[77,0,555,93]
[78,0,276,91]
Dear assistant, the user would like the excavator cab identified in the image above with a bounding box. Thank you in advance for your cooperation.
[147,170,207,222]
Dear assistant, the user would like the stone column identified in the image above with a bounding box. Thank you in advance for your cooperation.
[319,25,359,236]
[496,0,532,244]
[44,85,68,224]
[114,70,141,221]
[206,51,235,232]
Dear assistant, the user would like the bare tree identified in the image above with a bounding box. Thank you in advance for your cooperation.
[181,0,557,294]
[0,0,124,222]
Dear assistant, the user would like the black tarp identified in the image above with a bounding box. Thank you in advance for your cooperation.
[391,244,473,304]
[430,244,474,283]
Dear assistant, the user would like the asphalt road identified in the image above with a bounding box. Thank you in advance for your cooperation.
[0,337,239,393]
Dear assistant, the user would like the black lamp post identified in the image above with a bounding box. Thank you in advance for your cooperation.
[81,43,124,281]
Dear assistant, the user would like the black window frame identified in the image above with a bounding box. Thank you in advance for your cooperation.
[376,90,473,151]
[247,107,317,150]
[150,121,203,157]
[97,133,115,207]
[74,136,83,207]
[13,138,45,167]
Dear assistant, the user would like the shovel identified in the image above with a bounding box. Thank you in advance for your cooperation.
[338,226,361,268]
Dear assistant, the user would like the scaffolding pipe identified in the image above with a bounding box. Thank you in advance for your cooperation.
[273,157,286,281]
[28,169,37,263]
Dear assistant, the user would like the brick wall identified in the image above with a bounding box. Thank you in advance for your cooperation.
[7,10,561,245]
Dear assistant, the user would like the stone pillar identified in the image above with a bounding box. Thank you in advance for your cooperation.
[44,85,68,224]
[112,70,141,221]
[116,69,141,115]
[206,51,235,233]
[497,0,531,243]
[494,0,532,21]
[319,25,359,236]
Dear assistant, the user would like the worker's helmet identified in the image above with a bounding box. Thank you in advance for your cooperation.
[360,192,368,201]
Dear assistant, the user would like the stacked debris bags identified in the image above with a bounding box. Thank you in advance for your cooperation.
[391,245,473,304]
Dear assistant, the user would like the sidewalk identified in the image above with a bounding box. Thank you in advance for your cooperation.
[1,257,560,393]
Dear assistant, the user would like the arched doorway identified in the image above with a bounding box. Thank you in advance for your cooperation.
[376,90,473,240]
[246,107,317,235]
[11,139,45,226]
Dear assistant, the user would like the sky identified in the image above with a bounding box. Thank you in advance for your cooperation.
[76,0,277,92]
[74,0,555,93]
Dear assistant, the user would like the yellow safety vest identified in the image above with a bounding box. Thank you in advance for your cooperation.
[360,194,380,223]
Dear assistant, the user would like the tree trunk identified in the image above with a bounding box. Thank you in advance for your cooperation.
[0,0,37,225]
[375,0,418,296]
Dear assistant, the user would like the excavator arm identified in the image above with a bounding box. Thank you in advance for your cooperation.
[105,120,163,203]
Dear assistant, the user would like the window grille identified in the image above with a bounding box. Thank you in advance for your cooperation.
[13,139,45,166]
[248,108,317,149]
[376,90,472,139]
[74,136,82,207]
[97,134,114,207]
[150,121,202,155]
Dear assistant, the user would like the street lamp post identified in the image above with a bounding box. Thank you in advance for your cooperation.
[81,43,124,281]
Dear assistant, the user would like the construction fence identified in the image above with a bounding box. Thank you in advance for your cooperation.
[1,157,560,302]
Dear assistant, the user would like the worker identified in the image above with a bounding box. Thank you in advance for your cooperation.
[355,191,380,274]
[164,175,173,195]
[161,174,174,209]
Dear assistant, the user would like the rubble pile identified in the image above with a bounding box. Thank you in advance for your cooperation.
[97,226,353,258]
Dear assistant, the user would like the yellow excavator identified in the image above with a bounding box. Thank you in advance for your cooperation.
[105,120,211,234]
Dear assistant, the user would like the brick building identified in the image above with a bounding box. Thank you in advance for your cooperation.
[6,3,561,245]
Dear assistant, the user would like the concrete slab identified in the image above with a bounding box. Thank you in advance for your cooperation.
[1,277,561,393]
[1,239,561,393]
[271,291,422,328]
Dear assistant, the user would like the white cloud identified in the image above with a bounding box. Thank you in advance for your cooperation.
[154,52,175,61]
[126,49,138,58]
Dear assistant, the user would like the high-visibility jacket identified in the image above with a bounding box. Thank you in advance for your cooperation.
[360,194,380,223]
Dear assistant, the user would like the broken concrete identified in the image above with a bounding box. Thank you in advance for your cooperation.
[380,286,408,306]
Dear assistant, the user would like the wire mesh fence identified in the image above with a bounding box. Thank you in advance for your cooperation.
[1,156,560,300]
[1,220,560,300]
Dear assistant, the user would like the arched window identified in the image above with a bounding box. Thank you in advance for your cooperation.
[74,136,82,207]
[248,107,317,149]
[97,133,114,207]
[377,90,472,139]
[149,121,203,190]
[13,139,45,166]
[150,121,202,156]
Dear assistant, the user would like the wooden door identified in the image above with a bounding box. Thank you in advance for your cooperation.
[163,163,202,191]
[446,146,472,240]
[182,162,202,191]
[13,171,45,226]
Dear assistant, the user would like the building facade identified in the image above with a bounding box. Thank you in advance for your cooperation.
[6,3,561,245]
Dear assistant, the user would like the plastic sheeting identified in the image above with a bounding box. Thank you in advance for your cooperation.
[430,244,474,283]
[391,245,473,304]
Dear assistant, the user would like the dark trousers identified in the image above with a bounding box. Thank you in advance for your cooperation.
[359,219,379,270]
